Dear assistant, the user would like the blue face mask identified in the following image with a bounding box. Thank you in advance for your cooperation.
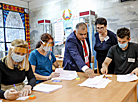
[118,42,128,49]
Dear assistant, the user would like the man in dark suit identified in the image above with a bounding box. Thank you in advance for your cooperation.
[63,23,95,78]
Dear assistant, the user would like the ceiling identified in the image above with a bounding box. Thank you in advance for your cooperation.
[1,0,60,9]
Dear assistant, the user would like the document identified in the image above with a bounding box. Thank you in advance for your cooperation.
[104,74,112,77]
[0,99,2,102]
[80,75,104,85]
[33,83,62,93]
[78,75,112,88]
[117,74,138,82]
[16,96,29,100]
[52,68,78,80]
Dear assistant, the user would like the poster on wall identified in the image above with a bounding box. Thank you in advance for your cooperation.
[54,21,64,45]
[54,8,79,45]
[64,20,73,40]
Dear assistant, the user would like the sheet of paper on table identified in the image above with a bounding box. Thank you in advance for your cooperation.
[16,96,29,100]
[78,75,112,88]
[52,68,78,80]
[33,83,62,93]
[117,74,138,82]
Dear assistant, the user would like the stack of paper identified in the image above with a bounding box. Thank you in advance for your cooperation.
[78,75,112,88]
[52,68,78,80]
[33,83,62,93]
[117,74,138,82]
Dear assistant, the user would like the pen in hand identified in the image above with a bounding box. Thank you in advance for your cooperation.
[13,84,18,91]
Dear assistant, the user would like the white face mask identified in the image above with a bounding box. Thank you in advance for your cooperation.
[43,46,51,52]
[11,52,26,62]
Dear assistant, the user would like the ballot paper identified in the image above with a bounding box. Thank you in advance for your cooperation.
[16,96,29,100]
[78,75,112,88]
[104,74,112,77]
[117,74,138,82]
[52,68,78,80]
[33,83,62,93]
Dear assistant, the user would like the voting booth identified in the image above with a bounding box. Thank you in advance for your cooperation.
[79,10,97,70]
[38,19,52,35]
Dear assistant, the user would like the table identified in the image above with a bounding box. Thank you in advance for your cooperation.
[2,73,137,102]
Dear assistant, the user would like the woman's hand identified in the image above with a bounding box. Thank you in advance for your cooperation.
[4,89,20,100]
[49,72,60,79]
[20,85,32,97]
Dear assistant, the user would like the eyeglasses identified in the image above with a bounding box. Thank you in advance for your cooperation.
[96,27,104,30]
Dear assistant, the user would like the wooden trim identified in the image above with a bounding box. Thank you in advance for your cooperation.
[97,61,99,74]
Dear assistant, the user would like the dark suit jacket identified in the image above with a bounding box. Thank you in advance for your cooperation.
[63,31,91,72]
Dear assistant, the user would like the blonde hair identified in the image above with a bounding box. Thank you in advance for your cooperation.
[2,39,29,71]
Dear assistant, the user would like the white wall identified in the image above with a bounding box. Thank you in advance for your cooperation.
[1,0,138,52]
[29,0,138,50]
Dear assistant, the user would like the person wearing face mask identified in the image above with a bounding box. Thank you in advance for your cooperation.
[94,18,117,74]
[101,27,138,75]
[29,33,60,84]
[0,39,36,100]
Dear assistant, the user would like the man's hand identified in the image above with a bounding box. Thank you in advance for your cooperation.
[85,69,95,78]
[130,68,138,76]
[101,67,108,74]
[101,57,112,74]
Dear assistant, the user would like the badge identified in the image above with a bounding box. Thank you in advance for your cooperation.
[85,55,89,63]
[128,58,135,62]
[104,36,109,41]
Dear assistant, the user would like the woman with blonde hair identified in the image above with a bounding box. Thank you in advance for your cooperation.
[0,39,36,100]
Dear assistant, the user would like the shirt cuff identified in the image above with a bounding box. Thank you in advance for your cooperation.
[81,65,89,72]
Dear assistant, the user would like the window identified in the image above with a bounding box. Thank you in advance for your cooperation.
[0,3,30,58]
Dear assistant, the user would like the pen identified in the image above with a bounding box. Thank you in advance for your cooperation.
[13,84,18,91]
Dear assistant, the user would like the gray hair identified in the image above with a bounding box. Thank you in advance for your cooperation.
[76,22,87,32]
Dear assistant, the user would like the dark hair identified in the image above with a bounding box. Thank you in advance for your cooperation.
[36,33,53,48]
[117,27,130,40]
[95,18,107,26]
[76,22,87,30]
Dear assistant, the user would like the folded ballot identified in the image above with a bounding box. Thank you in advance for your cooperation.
[117,74,138,82]
[52,68,78,80]
[78,75,112,88]
[33,83,62,93]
